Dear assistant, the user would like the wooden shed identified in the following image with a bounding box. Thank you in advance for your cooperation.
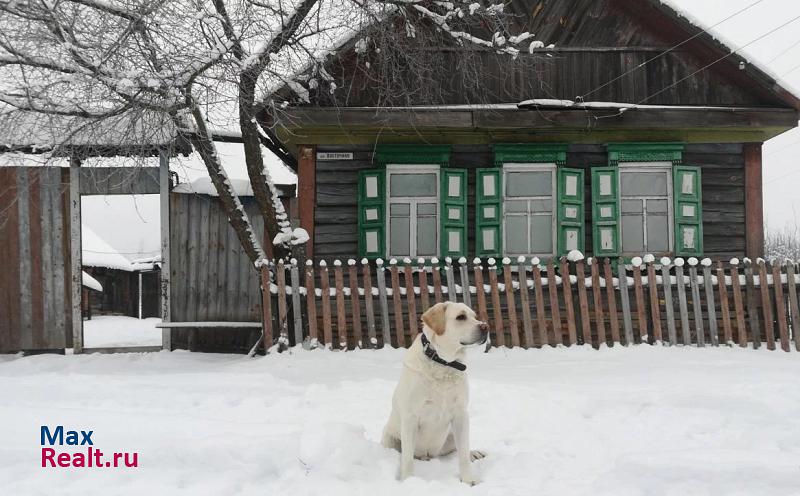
[262,0,800,264]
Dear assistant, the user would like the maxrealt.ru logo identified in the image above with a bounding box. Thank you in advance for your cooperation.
[40,426,139,468]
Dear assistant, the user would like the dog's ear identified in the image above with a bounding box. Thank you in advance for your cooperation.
[422,302,448,335]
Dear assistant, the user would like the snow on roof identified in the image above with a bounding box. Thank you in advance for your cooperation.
[516,100,773,110]
[82,271,103,292]
[172,176,295,197]
[82,226,136,271]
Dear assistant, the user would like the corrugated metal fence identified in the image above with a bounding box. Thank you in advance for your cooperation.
[262,257,799,352]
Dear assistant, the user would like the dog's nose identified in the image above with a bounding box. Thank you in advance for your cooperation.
[479,322,489,333]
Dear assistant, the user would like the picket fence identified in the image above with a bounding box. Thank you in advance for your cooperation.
[260,256,800,352]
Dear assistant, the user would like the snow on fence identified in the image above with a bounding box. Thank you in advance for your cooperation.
[260,255,800,352]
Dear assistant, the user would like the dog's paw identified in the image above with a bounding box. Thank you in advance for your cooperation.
[460,474,481,486]
[470,450,487,461]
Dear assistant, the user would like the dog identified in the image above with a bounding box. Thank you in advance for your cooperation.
[381,301,490,485]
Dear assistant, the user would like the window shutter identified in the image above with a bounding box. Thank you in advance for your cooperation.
[358,169,385,258]
[591,167,620,257]
[475,168,502,257]
[673,166,703,256]
[557,168,584,256]
[441,168,467,258]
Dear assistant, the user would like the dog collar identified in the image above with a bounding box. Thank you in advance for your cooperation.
[420,333,466,372]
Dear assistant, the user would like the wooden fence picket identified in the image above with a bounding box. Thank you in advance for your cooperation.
[561,258,577,346]
[460,262,472,308]
[290,262,303,346]
[488,261,505,347]
[647,261,663,343]
[261,265,273,351]
[632,264,647,343]
[773,263,790,352]
[590,260,606,346]
[418,261,430,312]
[503,259,521,348]
[432,260,444,303]
[334,262,347,349]
[445,261,457,303]
[603,259,620,345]
[546,260,562,346]
[702,263,719,346]
[717,262,732,345]
[744,259,760,348]
[758,260,775,351]
[404,263,418,342]
[348,261,363,347]
[532,261,549,347]
[730,262,747,347]
[361,260,376,348]
[787,262,800,351]
[390,261,405,348]
[689,262,705,347]
[319,262,332,347]
[661,261,677,346]
[277,260,288,345]
[617,259,634,346]
[473,260,489,325]
[375,261,391,348]
[575,260,591,347]
[675,262,691,345]
[304,262,318,345]
[519,259,535,347]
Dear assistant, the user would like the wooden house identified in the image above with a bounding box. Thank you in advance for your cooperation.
[262,0,800,264]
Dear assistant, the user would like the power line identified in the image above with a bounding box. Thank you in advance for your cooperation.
[767,37,800,63]
[764,169,800,185]
[779,61,800,78]
[765,137,800,157]
[638,13,800,105]
[578,0,766,101]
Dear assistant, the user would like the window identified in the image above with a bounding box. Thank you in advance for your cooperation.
[503,164,556,257]
[386,165,439,258]
[619,163,673,254]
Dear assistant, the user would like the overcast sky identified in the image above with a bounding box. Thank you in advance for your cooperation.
[82,0,800,258]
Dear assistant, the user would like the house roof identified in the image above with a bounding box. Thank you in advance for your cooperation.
[265,0,800,112]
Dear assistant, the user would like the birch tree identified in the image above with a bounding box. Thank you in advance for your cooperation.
[0,0,544,265]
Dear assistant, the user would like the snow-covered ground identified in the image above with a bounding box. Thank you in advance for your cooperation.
[83,316,162,348]
[1,346,799,495]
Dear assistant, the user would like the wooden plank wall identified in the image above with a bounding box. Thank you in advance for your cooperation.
[314,143,746,262]
[267,258,800,352]
[0,167,70,352]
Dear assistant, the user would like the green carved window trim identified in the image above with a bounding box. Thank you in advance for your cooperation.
[375,145,451,167]
[493,144,568,167]
[607,143,684,165]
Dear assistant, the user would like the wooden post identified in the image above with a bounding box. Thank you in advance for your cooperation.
[69,156,83,354]
[432,259,444,303]
[362,260,376,348]
[503,258,521,348]
[632,263,647,344]
[404,263,418,342]
[675,262,691,345]
[304,261,318,345]
[375,260,391,348]
[319,262,333,348]
[487,260,505,347]
[744,143,764,260]
[277,260,289,346]
[546,260,562,346]
[647,261,662,344]
[702,263,719,346]
[348,261,363,347]
[758,260,775,351]
[730,261,747,347]
[520,258,535,348]
[590,260,606,346]
[418,260,430,312]
[159,150,171,350]
[661,260,677,346]
[617,259,634,346]
[560,258,577,346]
[297,146,316,259]
[773,263,790,352]
[290,261,303,346]
[717,262,732,346]
[445,259,457,303]
[261,264,273,351]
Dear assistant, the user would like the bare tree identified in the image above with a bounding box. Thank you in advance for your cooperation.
[765,214,800,262]
[0,0,544,265]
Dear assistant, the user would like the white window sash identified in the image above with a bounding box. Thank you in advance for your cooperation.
[502,163,557,257]
[385,164,440,258]
[618,165,674,253]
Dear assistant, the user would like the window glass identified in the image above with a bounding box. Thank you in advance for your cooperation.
[506,200,527,213]
[417,216,437,256]
[647,199,669,213]
[417,203,436,216]
[390,203,410,215]
[621,199,642,213]
[506,216,528,254]
[621,214,645,253]
[390,216,410,256]
[620,171,668,196]
[647,214,669,252]
[390,173,437,197]
[506,171,552,197]
[530,216,552,253]
[530,199,552,212]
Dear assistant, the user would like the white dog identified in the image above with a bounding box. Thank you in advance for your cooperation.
[381,302,489,485]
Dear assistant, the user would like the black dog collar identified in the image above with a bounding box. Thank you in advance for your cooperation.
[420,332,466,372]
